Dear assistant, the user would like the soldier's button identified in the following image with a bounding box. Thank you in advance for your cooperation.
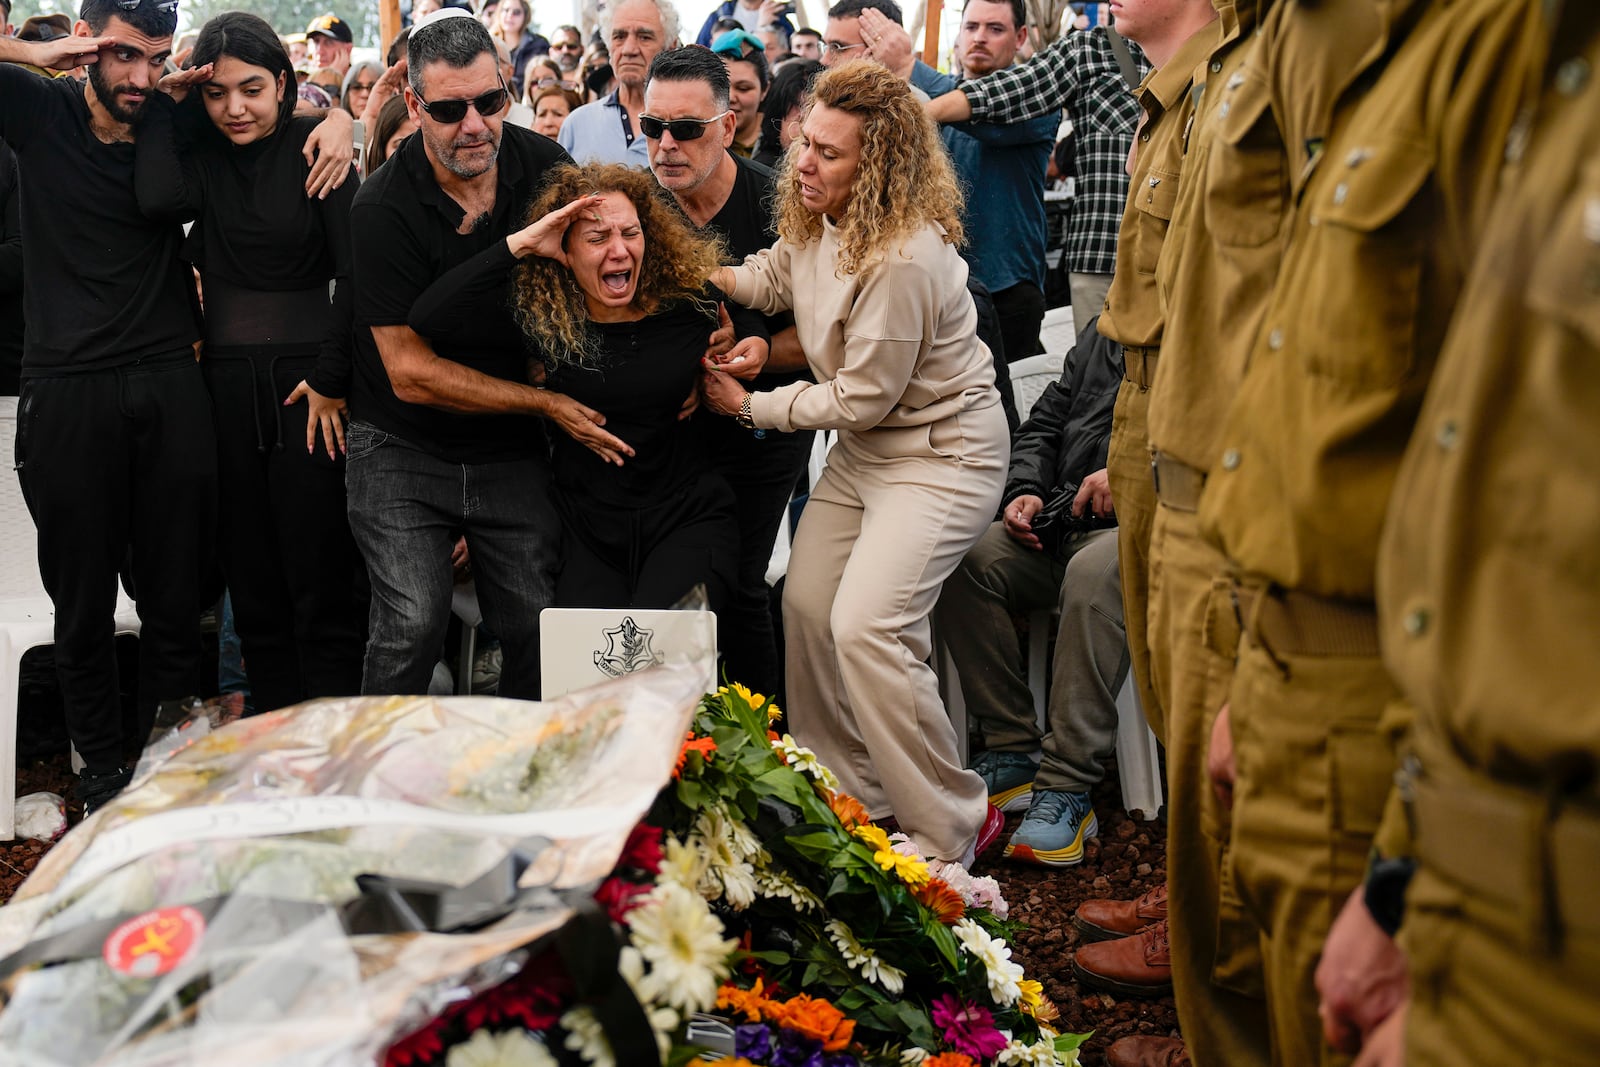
[1268,328,1283,351]
[1435,419,1459,450]
[1402,606,1431,637]
[1555,57,1590,96]
[1211,60,1223,73]
[1221,448,1241,472]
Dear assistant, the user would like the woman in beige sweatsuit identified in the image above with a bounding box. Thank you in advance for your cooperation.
[703,61,1008,867]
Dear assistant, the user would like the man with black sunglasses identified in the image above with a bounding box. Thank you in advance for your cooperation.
[346,9,617,699]
[642,43,809,700]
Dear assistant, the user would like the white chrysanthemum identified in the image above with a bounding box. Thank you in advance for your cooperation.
[445,1029,558,1067]
[996,1037,1069,1066]
[953,917,1025,1006]
[754,866,823,912]
[824,918,907,994]
[616,946,681,1061]
[774,733,840,790]
[657,834,710,895]
[626,881,737,1013]
[690,804,763,910]
[560,1007,613,1067]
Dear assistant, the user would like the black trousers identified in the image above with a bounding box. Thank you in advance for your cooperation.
[555,472,740,627]
[704,415,814,695]
[992,281,1047,364]
[15,354,217,772]
[205,350,365,712]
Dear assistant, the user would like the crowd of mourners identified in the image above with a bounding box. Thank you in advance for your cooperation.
[0,0,1596,1063]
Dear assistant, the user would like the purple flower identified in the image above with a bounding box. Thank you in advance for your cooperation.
[821,1053,859,1067]
[771,1029,824,1067]
[930,993,1008,1060]
[736,1023,774,1060]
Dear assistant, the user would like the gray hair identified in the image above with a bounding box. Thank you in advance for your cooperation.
[407,14,499,94]
[600,0,681,48]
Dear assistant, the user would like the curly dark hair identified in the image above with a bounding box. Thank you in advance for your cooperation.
[512,162,726,367]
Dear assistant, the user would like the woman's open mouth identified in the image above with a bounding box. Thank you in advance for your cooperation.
[602,270,633,295]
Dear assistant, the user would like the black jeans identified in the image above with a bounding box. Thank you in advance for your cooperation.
[992,281,1047,364]
[703,415,814,695]
[15,354,217,772]
[204,351,365,712]
[344,421,559,699]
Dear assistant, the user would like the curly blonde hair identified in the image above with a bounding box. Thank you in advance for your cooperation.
[773,60,964,276]
[512,163,726,367]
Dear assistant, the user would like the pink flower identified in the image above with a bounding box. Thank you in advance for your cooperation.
[931,994,1008,1060]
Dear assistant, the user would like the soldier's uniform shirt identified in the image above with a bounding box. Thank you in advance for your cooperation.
[1186,0,1543,1063]
[1098,23,1221,750]
[1377,3,1600,1060]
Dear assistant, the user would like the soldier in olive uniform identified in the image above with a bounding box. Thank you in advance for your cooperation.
[1369,2,1600,1061]
[1195,0,1545,1062]
[1142,0,1389,1062]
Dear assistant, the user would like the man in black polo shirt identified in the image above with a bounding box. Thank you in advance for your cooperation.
[643,46,812,696]
[0,0,217,813]
[348,9,620,698]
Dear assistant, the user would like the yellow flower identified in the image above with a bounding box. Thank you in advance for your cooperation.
[720,682,767,712]
[878,848,931,889]
[852,823,891,853]
[1018,978,1044,1016]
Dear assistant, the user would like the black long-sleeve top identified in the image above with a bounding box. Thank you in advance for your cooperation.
[409,240,764,508]
[0,142,23,393]
[134,94,357,397]
[0,67,197,372]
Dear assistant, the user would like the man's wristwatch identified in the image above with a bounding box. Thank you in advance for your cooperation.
[735,392,756,430]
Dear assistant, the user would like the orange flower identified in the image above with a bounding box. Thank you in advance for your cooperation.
[674,732,717,778]
[1033,991,1062,1025]
[924,1055,977,1067]
[912,877,966,924]
[716,978,772,1023]
[826,790,871,832]
[766,993,855,1052]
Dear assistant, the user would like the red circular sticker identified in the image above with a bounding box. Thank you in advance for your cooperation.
[103,906,206,978]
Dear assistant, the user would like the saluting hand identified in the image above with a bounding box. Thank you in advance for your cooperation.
[506,194,606,264]
[29,34,112,72]
[157,62,213,105]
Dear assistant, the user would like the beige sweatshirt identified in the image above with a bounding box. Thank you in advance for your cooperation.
[728,218,999,435]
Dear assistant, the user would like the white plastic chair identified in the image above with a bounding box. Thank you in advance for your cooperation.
[0,397,142,840]
[1009,353,1066,423]
[1038,304,1078,358]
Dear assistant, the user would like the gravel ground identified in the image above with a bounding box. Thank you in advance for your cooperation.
[0,681,1180,1066]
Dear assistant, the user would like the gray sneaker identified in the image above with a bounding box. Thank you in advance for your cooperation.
[1005,788,1098,867]
[971,749,1038,812]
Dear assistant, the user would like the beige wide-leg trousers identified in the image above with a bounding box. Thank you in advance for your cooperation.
[783,401,1008,862]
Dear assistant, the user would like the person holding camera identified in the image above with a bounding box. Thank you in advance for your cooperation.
[934,317,1127,868]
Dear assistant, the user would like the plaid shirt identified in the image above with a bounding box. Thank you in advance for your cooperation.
[961,28,1149,275]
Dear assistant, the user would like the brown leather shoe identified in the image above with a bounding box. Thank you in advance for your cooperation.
[1106,1036,1190,1067]
[1073,882,1168,942]
[1072,918,1173,997]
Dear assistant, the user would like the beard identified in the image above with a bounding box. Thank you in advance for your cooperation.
[424,123,501,179]
[87,63,149,125]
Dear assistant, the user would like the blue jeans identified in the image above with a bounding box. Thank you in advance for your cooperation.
[344,421,559,698]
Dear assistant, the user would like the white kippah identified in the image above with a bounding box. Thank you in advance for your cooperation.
[412,7,478,36]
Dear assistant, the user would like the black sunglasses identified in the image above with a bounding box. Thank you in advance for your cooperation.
[419,83,511,124]
[116,0,180,11]
[639,111,729,141]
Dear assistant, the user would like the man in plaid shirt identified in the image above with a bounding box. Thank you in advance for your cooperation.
[865,10,1147,329]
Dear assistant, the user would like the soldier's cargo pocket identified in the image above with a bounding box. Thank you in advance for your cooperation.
[1304,137,1435,388]
[1203,68,1287,250]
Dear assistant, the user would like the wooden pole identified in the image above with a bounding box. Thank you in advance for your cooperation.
[379,0,402,57]
[920,0,940,66]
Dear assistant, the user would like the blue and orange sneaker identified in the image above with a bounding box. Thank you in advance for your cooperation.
[1005,788,1098,867]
